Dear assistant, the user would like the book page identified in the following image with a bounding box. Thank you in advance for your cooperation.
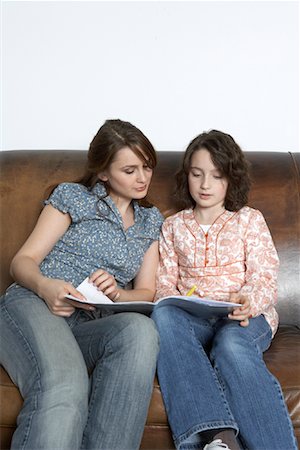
[157,296,240,308]
[154,296,240,318]
[65,277,113,304]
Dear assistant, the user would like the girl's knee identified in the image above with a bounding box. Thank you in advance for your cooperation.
[152,305,183,328]
[211,326,250,362]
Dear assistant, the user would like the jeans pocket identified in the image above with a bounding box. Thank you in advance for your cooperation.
[5,282,18,292]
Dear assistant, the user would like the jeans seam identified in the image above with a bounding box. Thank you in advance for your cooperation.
[80,320,126,448]
[188,318,237,427]
[253,338,298,449]
[253,327,272,350]
[81,346,108,449]
[1,304,42,449]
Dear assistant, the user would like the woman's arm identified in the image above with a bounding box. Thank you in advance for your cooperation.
[125,240,159,301]
[90,240,160,302]
[10,204,94,316]
[11,205,71,285]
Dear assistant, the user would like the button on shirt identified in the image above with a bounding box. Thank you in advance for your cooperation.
[40,182,164,288]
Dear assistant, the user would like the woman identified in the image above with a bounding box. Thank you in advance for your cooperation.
[0,119,164,450]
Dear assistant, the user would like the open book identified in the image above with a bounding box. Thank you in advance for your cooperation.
[65,277,240,319]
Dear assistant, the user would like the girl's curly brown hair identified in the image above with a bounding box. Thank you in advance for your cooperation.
[175,130,251,211]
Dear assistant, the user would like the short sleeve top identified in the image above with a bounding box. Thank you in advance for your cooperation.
[40,182,164,288]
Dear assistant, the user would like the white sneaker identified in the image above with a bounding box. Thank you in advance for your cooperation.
[203,439,231,450]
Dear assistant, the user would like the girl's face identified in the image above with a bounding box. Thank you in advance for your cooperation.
[188,148,228,213]
[98,146,153,204]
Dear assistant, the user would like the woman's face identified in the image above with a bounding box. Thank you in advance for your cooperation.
[98,146,153,204]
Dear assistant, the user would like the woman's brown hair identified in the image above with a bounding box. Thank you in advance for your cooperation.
[46,120,157,207]
[45,119,157,207]
[175,130,251,211]
[79,119,157,184]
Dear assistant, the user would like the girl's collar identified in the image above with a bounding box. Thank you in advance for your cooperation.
[183,208,235,236]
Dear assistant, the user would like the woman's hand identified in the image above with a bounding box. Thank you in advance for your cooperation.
[38,277,95,317]
[89,269,120,301]
[228,292,251,327]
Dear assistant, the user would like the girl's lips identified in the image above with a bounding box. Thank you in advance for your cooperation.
[199,193,211,199]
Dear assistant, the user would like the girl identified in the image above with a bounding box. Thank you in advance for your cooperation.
[0,119,164,450]
[152,130,297,450]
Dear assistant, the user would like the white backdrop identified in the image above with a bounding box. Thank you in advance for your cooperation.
[1,0,299,152]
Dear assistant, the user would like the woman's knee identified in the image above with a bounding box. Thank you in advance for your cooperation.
[120,313,159,352]
[0,293,89,401]
[36,369,89,421]
[13,342,89,405]
[109,313,159,373]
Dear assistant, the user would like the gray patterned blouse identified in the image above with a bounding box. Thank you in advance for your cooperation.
[40,182,164,288]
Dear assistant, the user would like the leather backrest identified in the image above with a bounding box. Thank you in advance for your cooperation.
[1,150,299,326]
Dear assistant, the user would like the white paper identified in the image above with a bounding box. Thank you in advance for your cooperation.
[65,277,113,304]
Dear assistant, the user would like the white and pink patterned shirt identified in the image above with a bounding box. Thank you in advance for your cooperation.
[156,206,279,336]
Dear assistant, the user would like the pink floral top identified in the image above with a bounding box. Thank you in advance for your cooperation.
[156,206,279,336]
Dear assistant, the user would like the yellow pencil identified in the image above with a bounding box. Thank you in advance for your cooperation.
[186,285,197,296]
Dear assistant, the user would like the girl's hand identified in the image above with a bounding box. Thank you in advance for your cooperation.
[38,278,95,317]
[89,269,120,302]
[228,292,251,327]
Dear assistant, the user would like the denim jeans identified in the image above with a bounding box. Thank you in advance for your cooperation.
[0,284,159,450]
[151,305,297,450]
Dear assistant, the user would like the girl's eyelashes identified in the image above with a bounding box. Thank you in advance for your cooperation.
[190,170,223,179]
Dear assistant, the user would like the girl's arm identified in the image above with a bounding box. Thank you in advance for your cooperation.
[90,240,159,302]
[238,209,279,318]
[10,204,94,316]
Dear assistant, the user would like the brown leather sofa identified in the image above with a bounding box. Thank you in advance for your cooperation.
[0,150,299,449]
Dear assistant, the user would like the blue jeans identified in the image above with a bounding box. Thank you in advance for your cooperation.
[0,284,159,450]
[151,305,297,450]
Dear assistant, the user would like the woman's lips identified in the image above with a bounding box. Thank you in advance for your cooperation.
[135,185,147,192]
